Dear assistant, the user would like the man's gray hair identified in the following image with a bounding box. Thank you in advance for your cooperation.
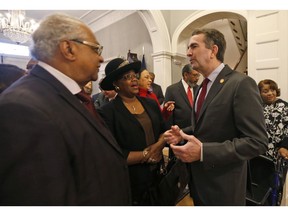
[30,13,89,61]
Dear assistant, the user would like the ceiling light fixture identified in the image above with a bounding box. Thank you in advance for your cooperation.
[0,10,39,44]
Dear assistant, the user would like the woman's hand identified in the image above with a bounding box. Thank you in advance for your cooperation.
[164,125,183,145]
[145,144,163,163]
[145,134,166,164]
[163,101,175,112]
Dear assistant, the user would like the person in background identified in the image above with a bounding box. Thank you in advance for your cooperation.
[0,63,26,94]
[258,79,288,205]
[91,78,117,109]
[26,58,38,73]
[138,68,174,121]
[93,89,117,109]
[164,28,268,205]
[149,71,164,105]
[164,64,200,129]
[258,79,288,161]
[0,13,131,205]
[98,58,166,205]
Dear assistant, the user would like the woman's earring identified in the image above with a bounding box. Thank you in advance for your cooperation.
[114,85,120,91]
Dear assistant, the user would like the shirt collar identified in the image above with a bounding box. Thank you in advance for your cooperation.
[181,78,190,90]
[207,63,225,84]
[38,61,81,95]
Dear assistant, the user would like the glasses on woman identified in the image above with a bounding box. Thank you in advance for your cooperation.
[121,73,137,81]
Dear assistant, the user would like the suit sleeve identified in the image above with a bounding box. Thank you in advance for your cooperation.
[204,76,268,166]
[0,103,74,205]
[98,104,116,135]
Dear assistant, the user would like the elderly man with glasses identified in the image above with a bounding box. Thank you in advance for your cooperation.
[0,13,131,206]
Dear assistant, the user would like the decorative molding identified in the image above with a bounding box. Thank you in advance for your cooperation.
[138,10,171,53]
[151,51,172,57]
[88,10,137,33]
[171,10,248,54]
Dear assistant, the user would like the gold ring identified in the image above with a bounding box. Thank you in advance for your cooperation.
[143,149,148,158]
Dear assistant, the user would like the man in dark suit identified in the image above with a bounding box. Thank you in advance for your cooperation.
[164,64,200,129]
[0,13,131,205]
[164,28,268,205]
[149,72,164,105]
[92,89,117,109]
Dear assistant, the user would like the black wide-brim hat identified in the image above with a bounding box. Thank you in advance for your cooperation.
[100,58,141,90]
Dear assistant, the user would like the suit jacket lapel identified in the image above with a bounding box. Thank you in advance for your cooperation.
[193,85,199,98]
[31,66,124,155]
[114,96,158,131]
[178,81,192,107]
[197,65,232,123]
[114,96,143,128]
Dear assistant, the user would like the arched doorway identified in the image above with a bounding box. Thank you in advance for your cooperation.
[171,11,248,84]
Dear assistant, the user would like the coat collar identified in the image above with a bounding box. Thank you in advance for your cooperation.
[30,65,124,155]
[192,65,233,128]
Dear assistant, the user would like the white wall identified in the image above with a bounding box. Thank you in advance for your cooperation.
[248,11,288,100]
[1,55,29,71]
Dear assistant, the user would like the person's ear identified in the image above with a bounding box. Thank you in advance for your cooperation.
[211,44,218,59]
[59,40,76,60]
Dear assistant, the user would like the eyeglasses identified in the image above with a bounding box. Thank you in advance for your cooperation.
[122,73,137,81]
[71,39,103,56]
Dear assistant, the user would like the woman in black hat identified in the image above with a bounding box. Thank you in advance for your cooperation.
[99,58,167,205]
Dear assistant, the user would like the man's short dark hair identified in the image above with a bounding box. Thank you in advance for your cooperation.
[191,28,226,62]
[182,64,192,76]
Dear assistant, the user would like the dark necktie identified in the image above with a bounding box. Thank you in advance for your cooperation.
[187,86,193,107]
[76,90,103,123]
[196,78,209,121]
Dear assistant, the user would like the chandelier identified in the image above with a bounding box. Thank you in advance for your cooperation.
[0,10,38,44]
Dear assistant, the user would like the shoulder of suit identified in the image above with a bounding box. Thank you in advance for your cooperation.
[166,81,181,89]
[153,83,161,87]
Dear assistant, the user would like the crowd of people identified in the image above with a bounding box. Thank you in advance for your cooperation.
[0,12,287,206]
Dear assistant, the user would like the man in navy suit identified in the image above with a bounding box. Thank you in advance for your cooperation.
[0,13,131,205]
[164,64,200,129]
[164,28,268,205]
